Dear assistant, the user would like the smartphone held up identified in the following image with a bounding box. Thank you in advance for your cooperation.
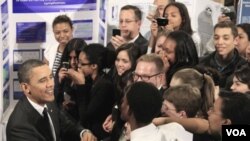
[62,62,70,70]
[112,29,121,36]
[156,18,168,26]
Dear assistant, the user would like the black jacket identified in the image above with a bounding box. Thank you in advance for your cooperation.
[76,74,115,140]
[6,97,83,141]
[199,50,246,88]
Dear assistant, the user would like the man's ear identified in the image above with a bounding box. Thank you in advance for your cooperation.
[157,73,163,78]
[20,83,30,96]
[91,64,98,70]
[178,110,187,118]
[136,20,142,28]
[222,118,232,125]
[158,73,164,81]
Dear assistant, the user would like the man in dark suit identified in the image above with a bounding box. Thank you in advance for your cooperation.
[107,5,148,55]
[6,59,97,141]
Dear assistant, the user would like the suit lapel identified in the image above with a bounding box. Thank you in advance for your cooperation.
[47,103,60,140]
[22,97,54,141]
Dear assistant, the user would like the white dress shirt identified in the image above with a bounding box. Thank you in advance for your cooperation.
[130,122,192,141]
[27,98,56,141]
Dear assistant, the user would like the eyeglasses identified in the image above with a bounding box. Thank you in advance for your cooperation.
[132,72,162,81]
[119,20,137,24]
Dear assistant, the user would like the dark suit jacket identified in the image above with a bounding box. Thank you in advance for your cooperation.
[6,96,83,141]
[107,33,148,55]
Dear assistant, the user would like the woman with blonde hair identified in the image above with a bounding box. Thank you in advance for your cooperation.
[170,68,215,119]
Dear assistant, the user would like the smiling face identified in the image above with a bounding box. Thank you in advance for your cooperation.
[162,38,176,65]
[53,22,73,46]
[155,35,167,55]
[230,76,250,93]
[22,65,54,106]
[214,27,237,58]
[115,50,132,76]
[134,61,164,88]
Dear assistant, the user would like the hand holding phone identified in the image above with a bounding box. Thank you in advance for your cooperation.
[156,18,168,26]
[224,12,235,21]
[221,7,234,21]
[62,62,69,70]
[112,29,121,36]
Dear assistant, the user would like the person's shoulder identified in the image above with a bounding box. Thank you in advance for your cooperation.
[159,122,185,131]
[135,33,149,54]
[7,98,30,125]
[11,97,27,112]
[136,33,148,43]
[199,52,215,64]
[106,42,115,51]
[159,122,192,141]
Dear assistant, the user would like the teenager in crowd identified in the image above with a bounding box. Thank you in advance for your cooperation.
[230,63,250,93]
[44,15,73,76]
[69,44,116,140]
[199,21,246,89]
[236,23,250,59]
[54,38,87,121]
[163,30,199,87]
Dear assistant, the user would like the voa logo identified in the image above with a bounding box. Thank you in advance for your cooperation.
[226,129,246,136]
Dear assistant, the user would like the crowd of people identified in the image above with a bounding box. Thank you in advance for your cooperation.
[6,0,250,141]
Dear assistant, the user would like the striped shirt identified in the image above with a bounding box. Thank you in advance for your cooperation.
[52,51,62,76]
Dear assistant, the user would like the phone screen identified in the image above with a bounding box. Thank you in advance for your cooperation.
[112,29,121,36]
[62,62,69,69]
[224,12,235,21]
[156,18,168,26]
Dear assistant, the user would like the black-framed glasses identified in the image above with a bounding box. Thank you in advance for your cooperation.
[132,72,162,81]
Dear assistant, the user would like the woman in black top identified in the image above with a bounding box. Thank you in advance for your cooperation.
[69,43,116,140]
[54,38,87,120]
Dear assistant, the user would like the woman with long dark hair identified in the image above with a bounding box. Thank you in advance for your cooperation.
[54,38,87,120]
[68,43,116,140]
[103,43,141,141]
[163,30,199,87]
